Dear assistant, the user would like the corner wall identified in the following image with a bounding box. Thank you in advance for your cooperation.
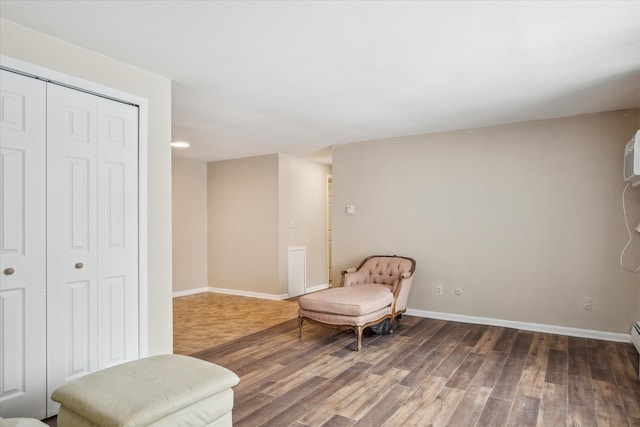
[172,156,208,293]
[207,154,280,294]
[207,153,331,297]
[332,109,640,335]
[278,154,332,294]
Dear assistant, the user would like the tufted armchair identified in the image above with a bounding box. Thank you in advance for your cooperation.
[298,255,416,351]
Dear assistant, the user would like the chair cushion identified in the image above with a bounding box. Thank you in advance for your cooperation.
[298,284,393,316]
[298,306,392,327]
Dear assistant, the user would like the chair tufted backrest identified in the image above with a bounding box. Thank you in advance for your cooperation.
[358,256,413,285]
[343,255,416,287]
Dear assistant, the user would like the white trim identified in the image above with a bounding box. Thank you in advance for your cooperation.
[0,55,150,357]
[173,287,210,298]
[406,309,632,343]
[173,284,330,299]
[206,287,290,300]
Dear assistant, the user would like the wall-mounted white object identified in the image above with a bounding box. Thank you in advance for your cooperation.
[346,205,356,215]
[288,247,306,297]
[624,129,640,186]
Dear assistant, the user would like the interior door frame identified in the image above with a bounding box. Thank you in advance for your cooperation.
[0,55,150,357]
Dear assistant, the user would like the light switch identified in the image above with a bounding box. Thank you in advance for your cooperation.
[289,219,296,228]
[346,205,355,215]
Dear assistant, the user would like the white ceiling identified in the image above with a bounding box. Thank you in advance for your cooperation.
[1,1,639,164]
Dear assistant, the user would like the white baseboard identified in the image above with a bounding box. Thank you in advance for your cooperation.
[173,283,330,300]
[406,308,632,343]
[204,286,289,300]
[172,287,210,298]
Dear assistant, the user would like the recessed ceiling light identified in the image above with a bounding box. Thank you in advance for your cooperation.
[171,141,190,148]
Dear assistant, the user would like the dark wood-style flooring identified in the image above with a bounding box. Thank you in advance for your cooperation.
[193,315,640,427]
[42,293,640,426]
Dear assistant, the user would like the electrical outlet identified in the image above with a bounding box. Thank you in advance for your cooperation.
[582,297,592,310]
[435,285,443,296]
[454,288,463,296]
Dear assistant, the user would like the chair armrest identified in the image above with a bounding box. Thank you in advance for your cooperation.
[340,268,364,287]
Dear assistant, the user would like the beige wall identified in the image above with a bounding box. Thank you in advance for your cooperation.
[1,19,173,354]
[172,156,208,293]
[333,109,640,334]
[279,154,332,293]
[208,154,280,294]
[207,153,331,296]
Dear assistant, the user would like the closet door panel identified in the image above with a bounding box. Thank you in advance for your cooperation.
[97,98,139,369]
[46,84,99,415]
[0,70,46,419]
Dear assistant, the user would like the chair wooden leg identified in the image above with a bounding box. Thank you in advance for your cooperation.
[298,316,304,339]
[355,326,363,351]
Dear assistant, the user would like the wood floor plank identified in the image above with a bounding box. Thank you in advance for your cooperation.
[301,361,371,406]
[528,332,550,359]
[369,339,418,375]
[567,336,589,367]
[549,334,569,351]
[444,384,491,426]
[432,342,472,378]
[476,396,512,427]
[473,325,505,355]
[400,350,447,388]
[491,356,527,400]
[607,341,639,391]
[545,348,568,385]
[592,378,629,427]
[620,383,640,419]
[461,324,489,347]
[568,374,595,408]
[506,395,540,427]
[510,332,534,359]
[382,376,447,426]
[537,382,568,427]
[338,368,408,419]
[402,386,465,426]
[492,328,518,352]
[517,354,547,398]
[472,350,509,388]
[353,383,415,426]
[445,351,486,390]
[235,376,327,427]
[567,404,598,427]
[260,402,313,427]
[319,415,355,427]
[588,345,616,382]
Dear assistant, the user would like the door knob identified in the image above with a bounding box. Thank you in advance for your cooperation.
[75,263,84,269]
[4,268,15,275]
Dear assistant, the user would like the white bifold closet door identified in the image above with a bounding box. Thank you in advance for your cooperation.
[46,84,139,415]
[0,70,47,419]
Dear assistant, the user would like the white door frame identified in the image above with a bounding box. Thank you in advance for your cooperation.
[0,55,150,357]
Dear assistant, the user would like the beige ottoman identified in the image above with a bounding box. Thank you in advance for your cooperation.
[51,354,239,427]
[0,418,48,427]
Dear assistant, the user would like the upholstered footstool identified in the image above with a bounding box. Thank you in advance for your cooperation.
[0,418,48,427]
[51,354,239,427]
